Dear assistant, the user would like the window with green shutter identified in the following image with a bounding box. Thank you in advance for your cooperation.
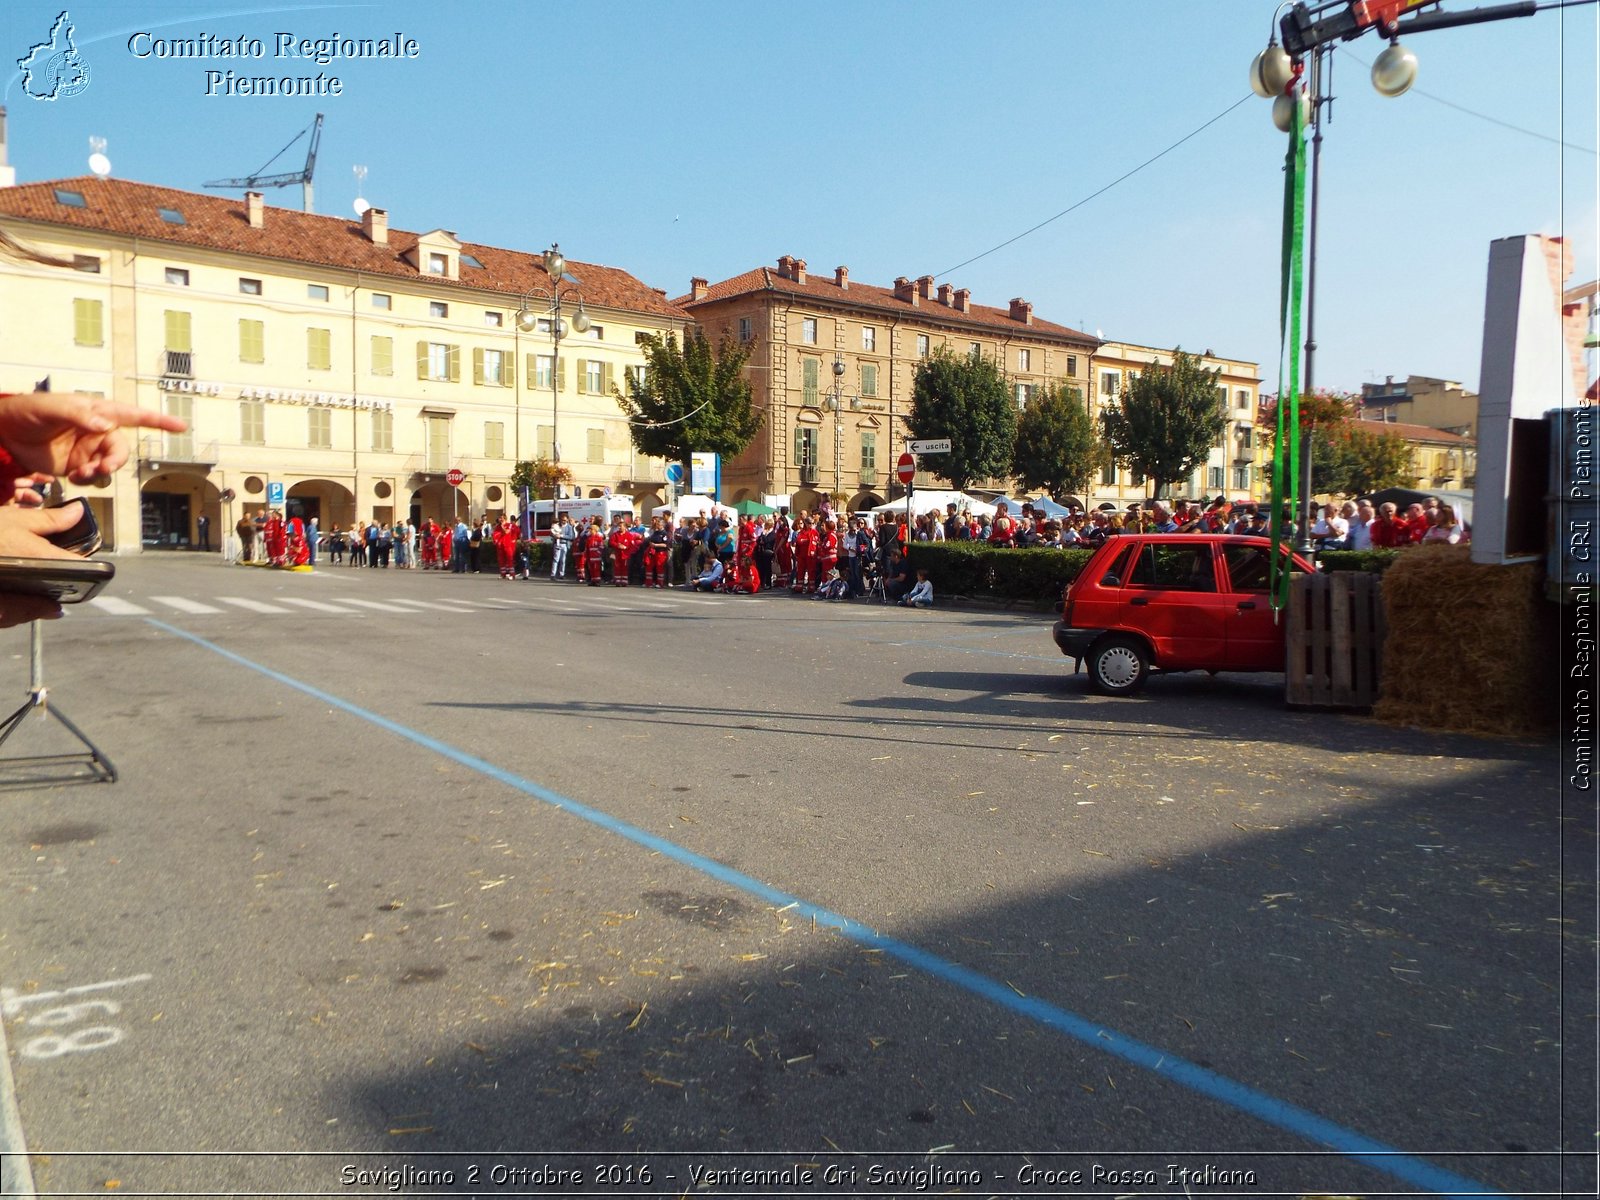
[239,319,264,363]
[308,328,331,370]
[308,407,332,448]
[371,335,393,376]
[485,421,505,458]
[240,400,264,444]
[164,310,192,352]
[586,428,604,463]
[802,358,819,405]
[860,431,877,472]
[73,298,103,347]
[371,409,393,452]
[861,363,878,397]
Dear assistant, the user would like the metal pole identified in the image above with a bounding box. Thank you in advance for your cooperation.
[552,300,561,514]
[1295,44,1326,555]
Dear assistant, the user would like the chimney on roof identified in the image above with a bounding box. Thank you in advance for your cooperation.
[362,206,388,246]
[690,276,708,301]
[835,265,848,290]
[1009,298,1033,325]
[245,191,264,229]
[893,276,918,306]
[918,275,935,300]
[793,258,807,285]
[954,288,971,313]
[937,283,953,307]
[776,255,795,279]
[0,107,14,189]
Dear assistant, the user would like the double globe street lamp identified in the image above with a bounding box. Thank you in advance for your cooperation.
[515,244,589,512]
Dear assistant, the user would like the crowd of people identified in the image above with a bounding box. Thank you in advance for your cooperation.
[226,491,1466,615]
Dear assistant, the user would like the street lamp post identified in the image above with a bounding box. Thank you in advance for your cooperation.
[827,354,846,504]
[1249,0,1538,551]
[515,243,589,518]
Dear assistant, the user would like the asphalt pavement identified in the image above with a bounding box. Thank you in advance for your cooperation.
[0,552,1590,1198]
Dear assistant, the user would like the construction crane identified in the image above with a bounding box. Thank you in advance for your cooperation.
[203,113,323,213]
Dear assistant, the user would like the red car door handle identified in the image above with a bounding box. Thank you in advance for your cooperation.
[1130,596,1149,606]
[1236,600,1257,610]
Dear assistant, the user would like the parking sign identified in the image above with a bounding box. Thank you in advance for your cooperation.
[267,482,284,506]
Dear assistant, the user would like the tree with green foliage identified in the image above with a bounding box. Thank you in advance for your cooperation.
[1259,391,1410,495]
[1099,349,1226,498]
[510,457,574,500]
[614,330,762,487]
[906,348,1015,491]
[1011,382,1101,499]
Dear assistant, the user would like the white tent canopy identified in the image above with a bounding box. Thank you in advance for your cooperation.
[868,490,997,519]
[653,494,737,524]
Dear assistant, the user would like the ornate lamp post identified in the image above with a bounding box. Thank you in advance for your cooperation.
[515,244,589,513]
[1249,0,1536,551]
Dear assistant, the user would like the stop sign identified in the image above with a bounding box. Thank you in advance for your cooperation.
[446,468,465,487]
[896,452,916,485]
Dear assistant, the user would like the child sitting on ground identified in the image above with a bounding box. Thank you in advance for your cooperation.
[898,569,933,608]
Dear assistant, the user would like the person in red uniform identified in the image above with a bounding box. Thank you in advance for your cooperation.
[286,516,310,566]
[606,518,632,587]
[792,515,817,593]
[734,516,761,593]
[989,503,1015,547]
[773,511,793,589]
[582,520,605,585]
[644,516,671,588]
[264,510,287,565]
[493,517,518,579]
[813,518,839,591]
[1369,502,1409,548]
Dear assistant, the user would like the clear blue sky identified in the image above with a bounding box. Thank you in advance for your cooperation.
[6,0,1595,396]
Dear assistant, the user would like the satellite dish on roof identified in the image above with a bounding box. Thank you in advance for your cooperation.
[352,164,369,217]
[88,136,110,178]
[353,197,370,215]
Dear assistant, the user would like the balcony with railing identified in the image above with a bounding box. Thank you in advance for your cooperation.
[139,435,218,469]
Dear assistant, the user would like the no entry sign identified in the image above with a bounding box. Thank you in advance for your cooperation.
[896,452,916,485]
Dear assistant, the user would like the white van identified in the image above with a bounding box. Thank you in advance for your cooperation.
[527,496,636,541]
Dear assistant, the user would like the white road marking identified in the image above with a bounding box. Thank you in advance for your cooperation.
[336,598,420,613]
[87,596,151,616]
[383,598,477,612]
[217,597,291,614]
[280,598,364,614]
[149,596,223,614]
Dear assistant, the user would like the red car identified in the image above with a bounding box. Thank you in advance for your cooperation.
[1052,534,1316,695]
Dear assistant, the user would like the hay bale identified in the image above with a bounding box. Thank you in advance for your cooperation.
[1373,544,1557,737]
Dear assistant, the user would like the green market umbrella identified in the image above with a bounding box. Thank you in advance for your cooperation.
[732,499,775,516]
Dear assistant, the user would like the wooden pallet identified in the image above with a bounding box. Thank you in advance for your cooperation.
[1286,572,1387,708]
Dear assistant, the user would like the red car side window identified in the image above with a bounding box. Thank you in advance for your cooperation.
[1127,544,1216,592]
[1099,543,1137,584]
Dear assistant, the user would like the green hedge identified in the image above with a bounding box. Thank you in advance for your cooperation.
[1318,548,1401,574]
[905,543,1094,603]
[517,539,550,571]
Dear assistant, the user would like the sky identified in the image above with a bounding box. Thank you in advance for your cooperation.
[4,0,1595,397]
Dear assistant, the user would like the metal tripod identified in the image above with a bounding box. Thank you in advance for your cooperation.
[0,620,116,783]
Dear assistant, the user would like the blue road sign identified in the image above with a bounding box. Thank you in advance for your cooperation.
[267,482,284,506]
[664,462,684,485]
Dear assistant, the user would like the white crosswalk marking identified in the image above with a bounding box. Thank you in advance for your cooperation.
[217,596,291,614]
[337,598,419,613]
[280,598,363,614]
[150,596,223,614]
[384,598,477,612]
[88,596,151,616]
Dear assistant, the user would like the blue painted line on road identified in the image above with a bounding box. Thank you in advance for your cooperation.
[147,617,1513,1200]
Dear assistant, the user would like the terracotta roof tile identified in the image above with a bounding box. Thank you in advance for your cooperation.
[1350,418,1473,444]
[0,176,689,321]
[674,263,1098,345]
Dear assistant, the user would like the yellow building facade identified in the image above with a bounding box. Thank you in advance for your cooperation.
[0,176,688,552]
[1089,342,1263,506]
[678,258,1100,511]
